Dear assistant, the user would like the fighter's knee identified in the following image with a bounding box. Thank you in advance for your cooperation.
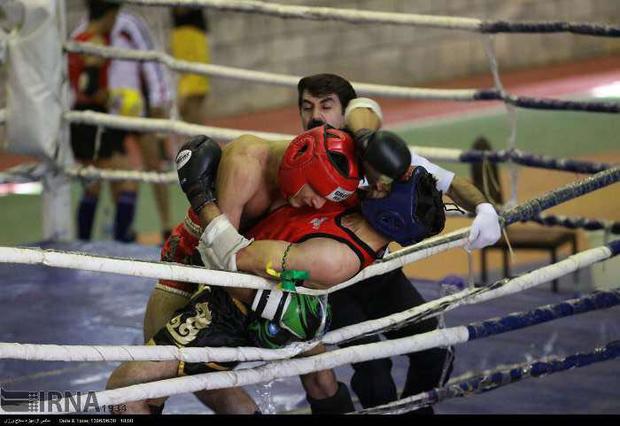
[107,361,178,390]
[301,370,338,400]
[193,388,259,414]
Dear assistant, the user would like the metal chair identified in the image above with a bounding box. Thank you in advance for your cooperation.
[471,137,578,291]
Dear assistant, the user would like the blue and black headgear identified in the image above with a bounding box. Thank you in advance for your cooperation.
[361,166,446,246]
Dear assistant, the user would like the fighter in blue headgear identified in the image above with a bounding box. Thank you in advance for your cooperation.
[361,166,446,246]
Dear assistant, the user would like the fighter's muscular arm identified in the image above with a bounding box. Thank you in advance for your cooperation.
[236,238,362,289]
[237,212,389,289]
[209,135,267,228]
[445,176,488,212]
[341,100,501,251]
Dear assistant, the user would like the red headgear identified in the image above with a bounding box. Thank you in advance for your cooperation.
[279,125,360,202]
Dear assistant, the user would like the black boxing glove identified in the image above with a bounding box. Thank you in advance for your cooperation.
[354,129,411,181]
[175,135,222,213]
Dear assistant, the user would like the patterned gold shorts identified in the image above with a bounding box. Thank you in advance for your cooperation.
[151,285,253,375]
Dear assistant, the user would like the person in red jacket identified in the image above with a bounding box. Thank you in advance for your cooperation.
[68,0,138,243]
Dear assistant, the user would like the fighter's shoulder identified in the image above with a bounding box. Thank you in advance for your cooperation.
[296,237,361,280]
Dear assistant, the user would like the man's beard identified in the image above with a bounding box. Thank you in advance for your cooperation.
[306,118,325,130]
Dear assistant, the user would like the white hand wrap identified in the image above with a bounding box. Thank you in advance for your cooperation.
[467,203,501,250]
[197,214,253,271]
[344,97,384,125]
[251,288,291,321]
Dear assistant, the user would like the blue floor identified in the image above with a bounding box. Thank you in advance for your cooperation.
[0,241,618,414]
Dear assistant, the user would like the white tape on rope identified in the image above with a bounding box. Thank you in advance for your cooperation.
[0,341,314,363]
[0,246,276,292]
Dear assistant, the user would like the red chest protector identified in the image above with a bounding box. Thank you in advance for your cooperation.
[246,200,377,270]
[160,200,377,295]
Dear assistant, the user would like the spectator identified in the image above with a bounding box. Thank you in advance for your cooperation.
[169,6,211,125]
[68,0,138,242]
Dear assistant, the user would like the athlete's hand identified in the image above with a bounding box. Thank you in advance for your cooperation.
[466,203,501,250]
[176,135,222,213]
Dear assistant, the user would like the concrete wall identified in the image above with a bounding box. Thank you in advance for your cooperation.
[45,0,620,117]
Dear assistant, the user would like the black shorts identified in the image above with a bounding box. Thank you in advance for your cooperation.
[70,104,127,161]
[151,285,255,375]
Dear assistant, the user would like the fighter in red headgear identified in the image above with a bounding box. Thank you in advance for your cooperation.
[278,125,361,203]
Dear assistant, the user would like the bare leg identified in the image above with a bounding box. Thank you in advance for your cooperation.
[193,388,259,414]
[299,344,354,414]
[101,154,139,199]
[137,133,172,237]
[140,286,191,411]
[106,360,179,414]
[299,344,338,399]
[179,94,207,125]
[142,287,258,414]
[143,286,191,344]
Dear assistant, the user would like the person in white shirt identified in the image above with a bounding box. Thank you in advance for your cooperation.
[297,73,501,413]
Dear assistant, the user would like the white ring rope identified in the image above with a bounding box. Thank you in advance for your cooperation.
[0,245,278,292]
[65,165,178,184]
[64,110,463,159]
[322,243,614,345]
[54,327,468,413]
[122,0,482,32]
[1,165,618,295]
[324,227,469,295]
[55,286,620,413]
[0,340,314,364]
[2,1,615,412]
[60,107,462,184]
[0,243,613,364]
[0,227,467,297]
[64,110,291,141]
[0,146,460,186]
[64,42,482,101]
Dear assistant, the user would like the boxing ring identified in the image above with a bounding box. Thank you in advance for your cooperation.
[1,0,619,415]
